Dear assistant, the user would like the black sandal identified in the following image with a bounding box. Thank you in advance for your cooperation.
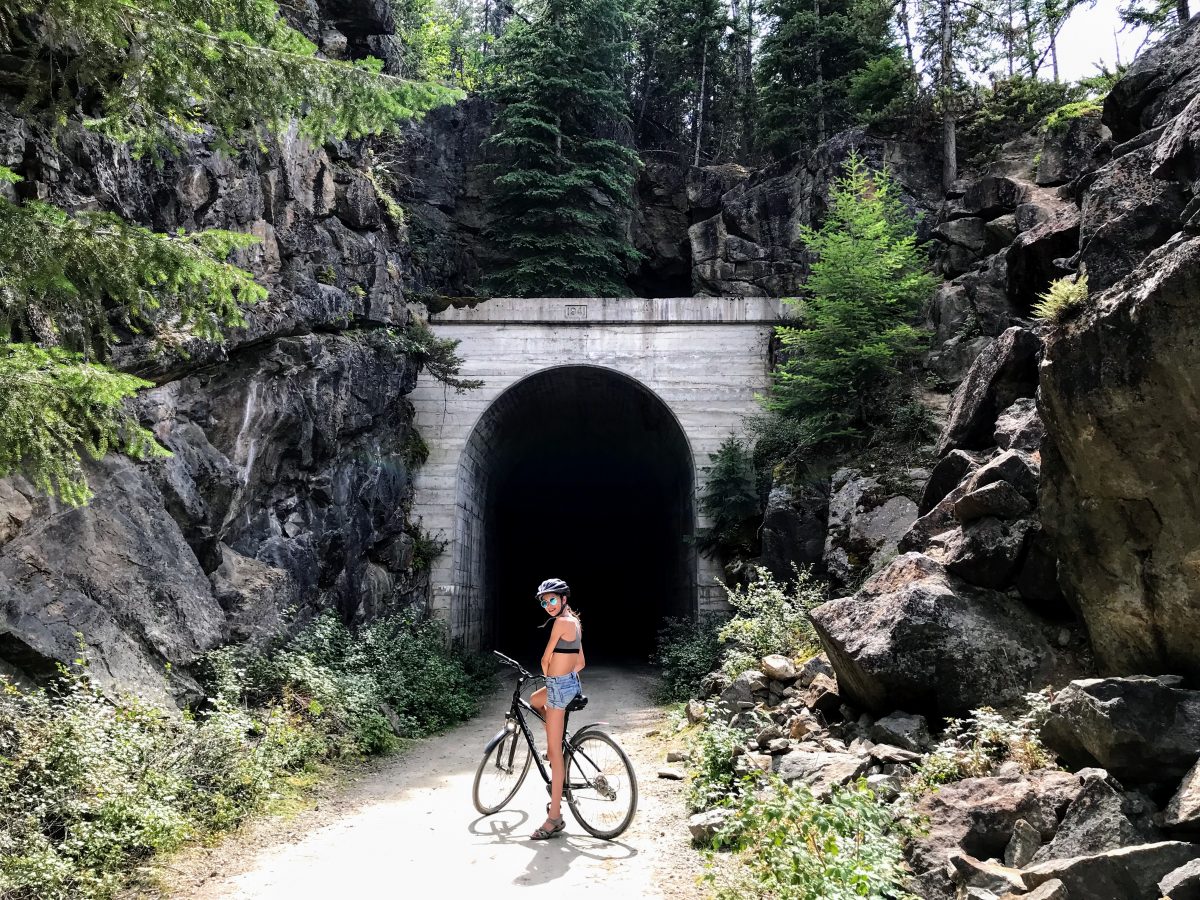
[531,815,565,840]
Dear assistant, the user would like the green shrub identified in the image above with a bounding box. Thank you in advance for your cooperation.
[957,75,1081,166]
[695,436,762,570]
[685,718,753,813]
[910,691,1055,793]
[717,566,826,677]
[848,50,920,130]
[0,610,485,900]
[1043,99,1104,134]
[704,776,919,900]
[652,614,725,703]
[1032,274,1088,322]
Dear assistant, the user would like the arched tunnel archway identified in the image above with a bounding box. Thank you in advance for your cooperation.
[452,365,696,664]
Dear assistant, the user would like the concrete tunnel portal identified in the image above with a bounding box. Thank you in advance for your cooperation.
[407,295,786,665]
[459,366,695,663]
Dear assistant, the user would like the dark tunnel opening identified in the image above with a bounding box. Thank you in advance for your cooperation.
[472,366,696,666]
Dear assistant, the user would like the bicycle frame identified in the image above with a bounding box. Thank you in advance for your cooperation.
[484,660,608,791]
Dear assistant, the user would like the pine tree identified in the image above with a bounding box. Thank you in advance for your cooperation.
[764,154,937,445]
[483,0,640,297]
[696,436,761,568]
[755,0,893,157]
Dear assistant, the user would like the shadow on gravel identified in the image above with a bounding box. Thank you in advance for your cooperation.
[468,811,639,887]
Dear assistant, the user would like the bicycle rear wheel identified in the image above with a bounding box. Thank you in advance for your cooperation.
[473,729,532,815]
[565,729,638,839]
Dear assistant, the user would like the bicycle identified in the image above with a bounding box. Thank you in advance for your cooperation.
[471,651,638,840]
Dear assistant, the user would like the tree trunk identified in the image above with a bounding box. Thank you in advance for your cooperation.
[815,0,826,144]
[898,0,915,65]
[941,0,956,192]
[1021,0,1039,77]
[1051,30,1060,81]
[694,39,707,167]
[1007,0,1015,75]
[636,43,656,143]
[1179,0,1191,23]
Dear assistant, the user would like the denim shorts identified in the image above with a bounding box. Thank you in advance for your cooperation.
[544,672,581,710]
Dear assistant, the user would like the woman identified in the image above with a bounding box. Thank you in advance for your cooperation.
[529,577,585,840]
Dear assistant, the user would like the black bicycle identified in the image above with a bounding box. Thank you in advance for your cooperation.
[471,652,638,839]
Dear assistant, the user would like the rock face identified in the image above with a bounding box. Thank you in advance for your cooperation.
[1038,19,1200,677]
[810,553,1056,716]
[0,6,435,702]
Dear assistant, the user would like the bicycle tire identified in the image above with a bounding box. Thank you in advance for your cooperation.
[565,729,638,839]
[472,729,533,815]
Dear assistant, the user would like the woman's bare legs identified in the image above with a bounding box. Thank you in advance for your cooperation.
[544,706,566,823]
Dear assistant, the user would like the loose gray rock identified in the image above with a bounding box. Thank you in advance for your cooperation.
[953,481,1033,523]
[1165,758,1200,832]
[870,711,932,752]
[688,807,733,843]
[920,449,982,516]
[657,767,684,780]
[803,672,842,715]
[1004,818,1042,868]
[771,750,867,798]
[1160,858,1200,900]
[993,398,1045,452]
[948,851,1028,896]
[1022,841,1200,900]
[797,653,834,687]
[1041,676,1200,783]
[1032,776,1155,862]
[686,699,707,725]
[761,654,796,682]
[943,516,1035,589]
[811,553,1056,716]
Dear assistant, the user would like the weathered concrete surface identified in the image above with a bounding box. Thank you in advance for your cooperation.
[410,297,785,648]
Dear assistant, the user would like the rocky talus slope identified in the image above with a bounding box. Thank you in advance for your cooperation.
[0,0,435,705]
[733,18,1200,900]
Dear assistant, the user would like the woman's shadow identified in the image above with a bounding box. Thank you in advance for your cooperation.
[468,811,639,886]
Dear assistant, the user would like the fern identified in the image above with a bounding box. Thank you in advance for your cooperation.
[1032,274,1088,322]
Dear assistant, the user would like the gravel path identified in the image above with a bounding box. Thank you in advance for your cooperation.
[143,666,708,900]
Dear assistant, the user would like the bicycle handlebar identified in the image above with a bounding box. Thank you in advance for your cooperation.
[492,650,534,679]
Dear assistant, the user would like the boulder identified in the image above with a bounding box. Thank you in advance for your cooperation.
[870,711,932,752]
[1005,199,1080,313]
[906,770,1082,900]
[810,553,1056,716]
[209,543,297,646]
[1023,841,1200,900]
[993,398,1045,452]
[1005,818,1042,868]
[1165,758,1200,832]
[759,482,828,581]
[761,654,797,682]
[1153,92,1200,188]
[948,852,1028,896]
[823,468,920,589]
[1000,880,1067,900]
[1039,234,1200,676]
[718,670,762,709]
[1079,144,1188,293]
[686,163,751,213]
[1037,112,1110,186]
[1103,17,1200,141]
[1014,525,1067,614]
[1032,776,1156,863]
[797,653,834,687]
[803,673,842,715]
[943,516,1035,590]
[920,449,982,516]
[1160,858,1200,900]
[686,699,707,725]
[0,478,34,547]
[688,807,733,843]
[967,449,1041,503]
[937,328,1042,456]
[952,482,1033,523]
[771,749,867,797]
[953,176,1030,220]
[1040,676,1200,784]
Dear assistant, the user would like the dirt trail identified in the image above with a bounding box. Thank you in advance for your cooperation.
[149,666,708,899]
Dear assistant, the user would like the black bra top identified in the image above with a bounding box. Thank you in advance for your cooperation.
[553,620,581,653]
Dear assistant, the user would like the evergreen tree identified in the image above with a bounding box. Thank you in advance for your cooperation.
[755,0,893,157]
[764,154,936,445]
[483,0,639,297]
[696,436,761,569]
[0,0,460,502]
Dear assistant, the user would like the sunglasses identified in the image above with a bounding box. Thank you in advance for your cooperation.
[539,596,561,608]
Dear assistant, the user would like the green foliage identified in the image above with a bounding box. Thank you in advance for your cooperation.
[847,50,920,130]
[957,75,1081,165]
[1032,274,1088,322]
[1043,99,1104,134]
[717,565,825,677]
[0,611,484,899]
[1119,0,1190,37]
[383,320,483,392]
[482,0,640,297]
[652,614,726,703]
[390,0,489,90]
[756,0,896,156]
[4,0,461,158]
[685,718,753,812]
[696,436,762,567]
[704,776,919,900]
[910,692,1055,792]
[764,154,936,447]
[410,524,447,572]
[0,345,169,505]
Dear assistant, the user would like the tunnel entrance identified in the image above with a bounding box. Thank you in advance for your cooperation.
[454,366,695,664]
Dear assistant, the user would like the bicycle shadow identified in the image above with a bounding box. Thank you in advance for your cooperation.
[468,812,639,887]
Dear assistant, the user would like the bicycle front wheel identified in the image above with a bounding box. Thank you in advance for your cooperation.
[565,729,638,839]
[473,729,532,815]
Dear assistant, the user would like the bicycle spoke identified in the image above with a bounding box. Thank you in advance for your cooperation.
[473,730,532,815]
[566,731,637,839]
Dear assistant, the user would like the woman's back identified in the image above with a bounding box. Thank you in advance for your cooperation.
[545,616,581,676]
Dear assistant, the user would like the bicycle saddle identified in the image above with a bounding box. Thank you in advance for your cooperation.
[567,694,589,712]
